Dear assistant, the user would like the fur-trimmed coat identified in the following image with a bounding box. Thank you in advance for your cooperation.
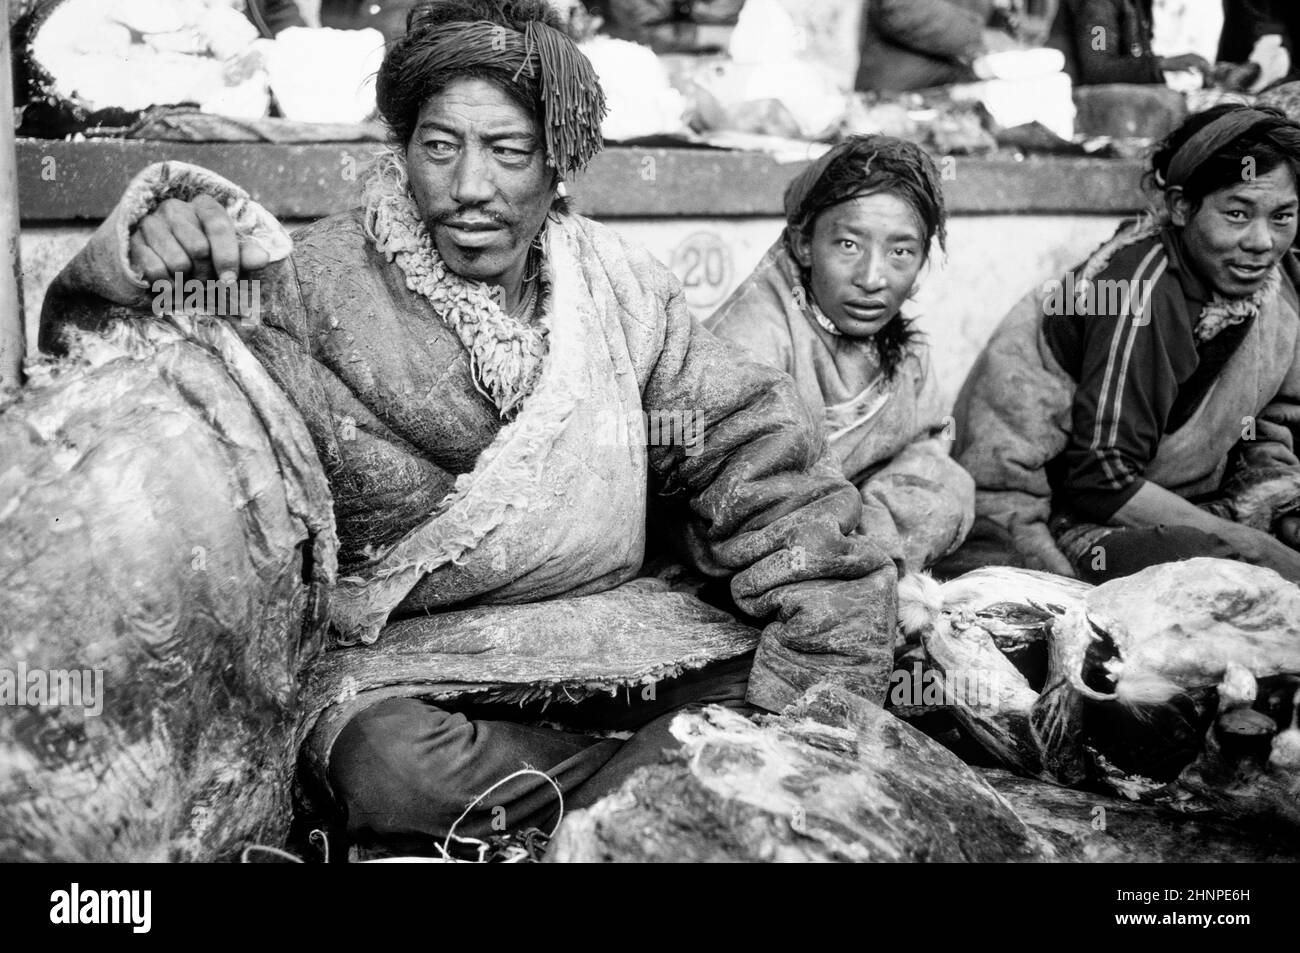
[952,218,1300,574]
[707,240,974,574]
[38,161,900,718]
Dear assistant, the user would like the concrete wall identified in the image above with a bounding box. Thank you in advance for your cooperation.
[15,142,1143,403]
[22,212,1121,407]
[613,214,1123,407]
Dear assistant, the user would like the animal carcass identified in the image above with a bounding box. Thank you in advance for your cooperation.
[0,316,335,861]
[897,560,1300,831]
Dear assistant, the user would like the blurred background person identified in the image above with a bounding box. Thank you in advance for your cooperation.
[318,0,423,39]
[855,0,993,93]
[589,0,745,54]
[1048,0,1211,85]
[1218,0,1298,90]
[245,0,307,35]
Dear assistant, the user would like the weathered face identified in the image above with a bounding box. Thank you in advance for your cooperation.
[1171,163,1299,298]
[791,192,927,338]
[405,77,556,291]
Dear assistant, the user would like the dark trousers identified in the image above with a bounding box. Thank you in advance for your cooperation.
[1070,524,1240,584]
[327,653,755,854]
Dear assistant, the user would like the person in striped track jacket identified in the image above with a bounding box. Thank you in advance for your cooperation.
[953,103,1300,583]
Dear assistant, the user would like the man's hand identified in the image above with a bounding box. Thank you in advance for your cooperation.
[1248,34,1290,94]
[1158,53,1212,75]
[129,195,270,284]
[1222,523,1300,582]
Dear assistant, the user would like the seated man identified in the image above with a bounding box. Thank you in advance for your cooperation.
[953,104,1300,583]
[39,0,897,855]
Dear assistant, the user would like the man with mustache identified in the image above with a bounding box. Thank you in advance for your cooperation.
[38,0,898,856]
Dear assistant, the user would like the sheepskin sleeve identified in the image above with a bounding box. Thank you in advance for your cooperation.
[638,270,899,712]
[39,161,292,353]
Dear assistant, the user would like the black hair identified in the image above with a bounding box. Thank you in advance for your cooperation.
[1146,103,1300,212]
[376,1,571,212]
[377,0,563,145]
[784,135,947,380]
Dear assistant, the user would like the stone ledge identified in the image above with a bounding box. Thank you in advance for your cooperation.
[17,139,1148,222]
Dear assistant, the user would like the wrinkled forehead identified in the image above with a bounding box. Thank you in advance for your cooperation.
[413,77,541,140]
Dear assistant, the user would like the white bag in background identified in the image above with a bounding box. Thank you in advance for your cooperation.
[266,26,385,124]
[952,69,1076,141]
[579,36,688,141]
[1150,0,1224,64]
